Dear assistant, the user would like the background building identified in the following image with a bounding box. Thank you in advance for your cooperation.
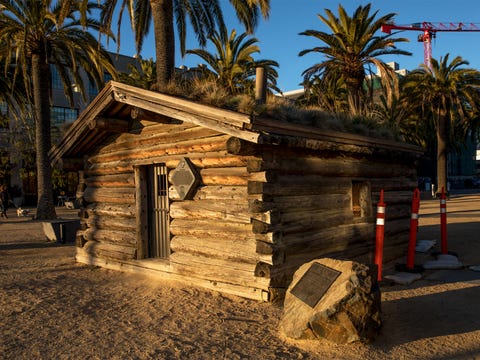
[0,53,138,205]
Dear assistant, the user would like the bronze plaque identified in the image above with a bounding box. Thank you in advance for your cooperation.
[290,262,341,308]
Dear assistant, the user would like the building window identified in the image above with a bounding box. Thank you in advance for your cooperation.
[51,66,63,90]
[88,73,113,98]
[88,79,98,97]
[352,181,372,218]
[51,106,78,126]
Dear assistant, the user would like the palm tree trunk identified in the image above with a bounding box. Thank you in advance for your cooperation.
[436,111,448,196]
[150,0,174,88]
[32,53,57,219]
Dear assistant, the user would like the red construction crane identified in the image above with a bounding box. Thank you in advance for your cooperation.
[381,22,480,68]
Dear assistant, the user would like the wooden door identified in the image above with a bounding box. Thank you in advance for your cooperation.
[147,164,170,258]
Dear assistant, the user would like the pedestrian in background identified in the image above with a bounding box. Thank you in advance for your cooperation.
[0,184,10,218]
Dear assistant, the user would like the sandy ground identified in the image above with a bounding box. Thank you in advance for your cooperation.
[1,193,479,359]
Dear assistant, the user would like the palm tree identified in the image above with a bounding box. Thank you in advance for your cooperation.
[299,4,411,116]
[402,54,480,194]
[185,27,279,95]
[0,0,117,219]
[298,71,347,113]
[101,0,270,88]
[119,58,157,90]
[0,56,24,119]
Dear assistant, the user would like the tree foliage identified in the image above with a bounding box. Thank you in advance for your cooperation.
[101,0,270,88]
[185,27,279,95]
[0,0,117,219]
[299,4,411,115]
[401,54,480,192]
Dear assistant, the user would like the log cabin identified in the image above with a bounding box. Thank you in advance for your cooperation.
[50,81,422,301]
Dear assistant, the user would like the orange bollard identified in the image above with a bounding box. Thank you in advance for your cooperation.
[406,188,421,269]
[440,187,448,254]
[375,190,386,281]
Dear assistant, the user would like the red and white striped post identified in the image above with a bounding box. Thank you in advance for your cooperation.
[375,190,386,281]
[406,188,421,269]
[440,187,448,254]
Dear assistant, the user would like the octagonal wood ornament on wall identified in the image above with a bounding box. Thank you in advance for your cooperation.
[171,157,200,200]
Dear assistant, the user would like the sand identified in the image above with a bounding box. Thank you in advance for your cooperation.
[1,193,479,359]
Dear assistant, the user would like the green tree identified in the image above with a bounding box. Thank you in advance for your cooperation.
[299,4,411,116]
[119,58,157,90]
[402,54,480,194]
[0,0,117,219]
[101,0,270,88]
[186,27,279,95]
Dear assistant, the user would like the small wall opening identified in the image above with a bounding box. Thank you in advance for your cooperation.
[352,181,372,218]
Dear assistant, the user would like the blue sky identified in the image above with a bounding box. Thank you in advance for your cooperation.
[109,0,480,92]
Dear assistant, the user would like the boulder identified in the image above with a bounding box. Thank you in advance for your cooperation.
[280,258,381,344]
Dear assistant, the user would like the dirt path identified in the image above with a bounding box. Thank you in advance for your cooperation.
[1,194,479,359]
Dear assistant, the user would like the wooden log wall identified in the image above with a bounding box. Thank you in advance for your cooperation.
[77,120,271,300]
[245,147,418,293]
[76,118,418,301]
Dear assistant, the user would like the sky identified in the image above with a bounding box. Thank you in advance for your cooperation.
[108,0,480,93]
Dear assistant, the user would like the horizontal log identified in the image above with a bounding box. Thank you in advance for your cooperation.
[86,215,136,231]
[170,235,276,265]
[84,173,135,188]
[82,240,137,261]
[281,222,374,249]
[129,152,258,171]
[164,152,253,169]
[83,228,137,245]
[251,208,357,235]
[198,167,249,186]
[256,241,285,264]
[248,178,350,196]
[284,233,371,260]
[89,134,230,164]
[226,137,260,155]
[91,117,130,132]
[99,125,219,154]
[84,203,136,218]
[75,248,268,301]
[255,231,283,244]
[169,252,270,288]
[170,218,252,236]
[85,161,134,176]
[169,167,274,186]
[254,262,272,278]
[169,200,250,224]
[133,118,196,133]
[271,193,352,211]
[193,185,248,200]
[280,208,355,227]
[83,186,135,204]
[248,199,276,213]
[246,155,416,178]
[250,209,280,225]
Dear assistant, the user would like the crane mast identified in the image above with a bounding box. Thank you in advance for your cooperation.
[381,22,480,68]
